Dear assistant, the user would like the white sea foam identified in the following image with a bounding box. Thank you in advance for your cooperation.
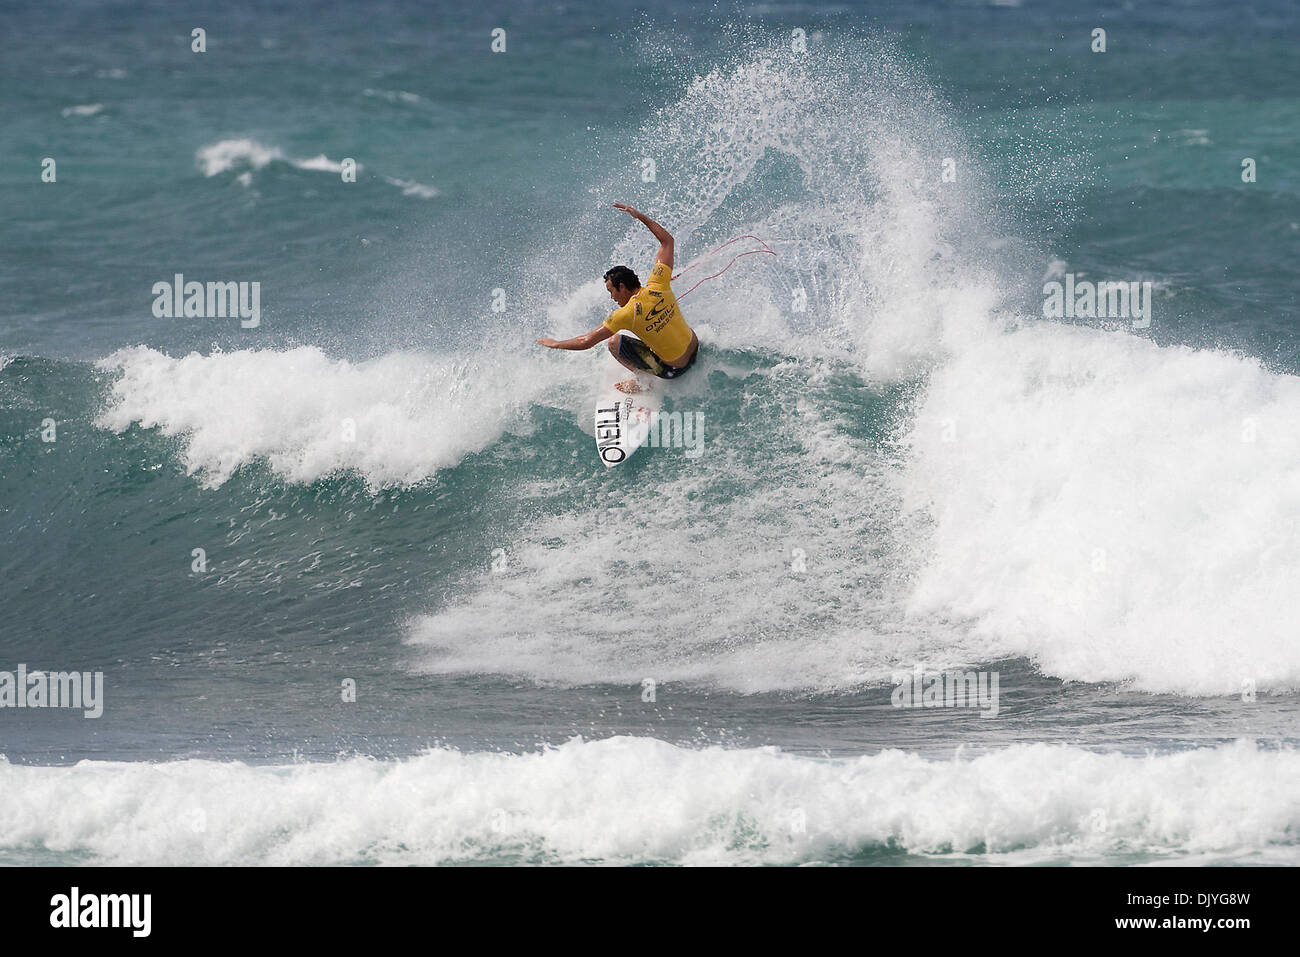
[95,345,561,489]
[196,138,286,176]
[404,349,981,692]
[195,138,360,178]
[362,88,425,105]
[1,738,1295,865]
[60,103,103,118]
[195,137,440,199]
[901,321,1300,695]
[294,153,350,174]
[382,176,439,199]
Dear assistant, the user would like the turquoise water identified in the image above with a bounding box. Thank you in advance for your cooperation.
[2,0,1299,865]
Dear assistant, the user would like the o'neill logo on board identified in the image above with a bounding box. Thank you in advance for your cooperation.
[596,401,625,463]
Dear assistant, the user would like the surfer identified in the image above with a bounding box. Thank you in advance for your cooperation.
[537,204,699,391]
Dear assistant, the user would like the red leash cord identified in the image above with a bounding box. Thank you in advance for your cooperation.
[671,235,776,299]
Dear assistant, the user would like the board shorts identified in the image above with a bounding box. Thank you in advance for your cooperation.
[616,334,698,380]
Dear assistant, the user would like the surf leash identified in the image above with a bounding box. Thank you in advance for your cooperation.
[672,235,776,300]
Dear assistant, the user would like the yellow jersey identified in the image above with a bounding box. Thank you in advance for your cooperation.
[602,262,693,363]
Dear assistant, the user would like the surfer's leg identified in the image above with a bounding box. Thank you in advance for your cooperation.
[608,335,663,394]
[607,333,642,374]
[609,334,663,375]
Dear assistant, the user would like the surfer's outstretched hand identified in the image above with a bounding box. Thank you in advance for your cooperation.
[613,203,673,267]
[536,338,560,348]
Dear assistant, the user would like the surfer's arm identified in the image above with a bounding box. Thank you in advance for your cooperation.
[537,324,614,351]
[613,203,673,269]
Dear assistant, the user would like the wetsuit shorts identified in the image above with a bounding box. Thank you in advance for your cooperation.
[615,335,698,380]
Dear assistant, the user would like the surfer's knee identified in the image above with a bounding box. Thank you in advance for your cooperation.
[606,333,621,356]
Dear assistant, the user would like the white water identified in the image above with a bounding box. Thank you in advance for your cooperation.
[96,345,559,489]
[3,738,1296,865]
[902,322,1300,695]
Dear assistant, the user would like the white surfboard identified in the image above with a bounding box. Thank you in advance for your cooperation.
[594,359,663,467]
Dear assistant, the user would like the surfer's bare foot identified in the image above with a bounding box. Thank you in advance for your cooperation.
[615,378,644,394]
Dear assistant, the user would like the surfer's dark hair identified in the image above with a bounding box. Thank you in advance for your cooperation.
[603,266,640,291]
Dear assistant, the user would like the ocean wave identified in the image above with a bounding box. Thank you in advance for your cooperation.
[362,88,425,106]
[60,103,104,118]
[195,138,289,176]
[195,138,359,178]
[95,345,560,488]
[194,138,437,199]
[2,738,1295,865]
[382,176,439,199]
[901,321,1300,695]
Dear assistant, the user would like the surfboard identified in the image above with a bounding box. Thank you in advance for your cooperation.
[594,358,663,467]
